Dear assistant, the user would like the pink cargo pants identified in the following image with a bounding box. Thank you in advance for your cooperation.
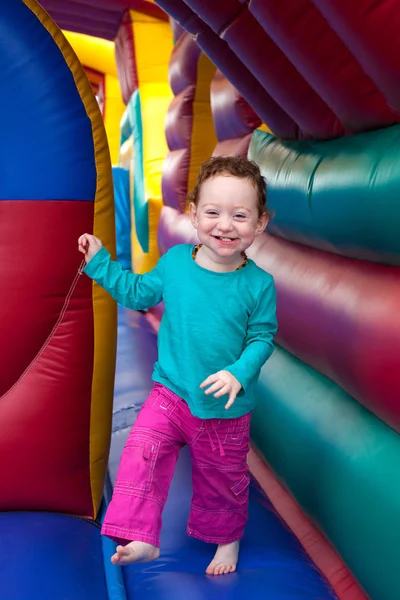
[102,383,251,547]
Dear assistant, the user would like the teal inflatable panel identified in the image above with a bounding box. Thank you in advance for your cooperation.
[252,346,400,600]
[120,106,132,148]
[128,90,148,253]
[113,166,131,270]
[249,126,400,265]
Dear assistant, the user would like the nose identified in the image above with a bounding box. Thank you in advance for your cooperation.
[217,216,233,232]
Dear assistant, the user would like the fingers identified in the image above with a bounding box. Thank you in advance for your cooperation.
[225,392,237,410]
[204,380,226,396]
[213,384,230,398]
[78,233,89,247]
[200,374,218,389]
[200,371,239,410]
[78,234,102,257]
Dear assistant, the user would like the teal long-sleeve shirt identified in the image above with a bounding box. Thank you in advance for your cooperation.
[84,244,277,419]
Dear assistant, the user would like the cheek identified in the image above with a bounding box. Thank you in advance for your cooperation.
[238,223,256,237]
[199,218,214,231]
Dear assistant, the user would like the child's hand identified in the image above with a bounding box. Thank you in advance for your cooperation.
[78,233,103,264]
[200,370,242,410]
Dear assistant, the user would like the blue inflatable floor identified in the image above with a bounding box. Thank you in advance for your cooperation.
[109,308,338,600]
[0,512,108,600]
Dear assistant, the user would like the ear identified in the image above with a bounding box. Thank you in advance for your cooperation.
[255,212,269,236]
[189,202,198,229]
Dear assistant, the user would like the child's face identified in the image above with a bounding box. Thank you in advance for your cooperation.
[189,175,268,261]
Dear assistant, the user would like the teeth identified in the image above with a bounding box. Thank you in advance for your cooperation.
[220,237,233,241]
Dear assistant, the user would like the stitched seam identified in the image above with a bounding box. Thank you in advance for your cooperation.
[0,261,85,404]
[191,503,244,514]
[112,486,165,507]
[191,461,244,472]
[102,525,159,545]
[187,528,240,544]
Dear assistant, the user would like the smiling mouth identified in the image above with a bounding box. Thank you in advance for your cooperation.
[213,236,238,242]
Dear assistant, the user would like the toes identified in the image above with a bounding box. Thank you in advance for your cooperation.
[206,566,214,575]
[111,552,124,565]
[206,561,237,576]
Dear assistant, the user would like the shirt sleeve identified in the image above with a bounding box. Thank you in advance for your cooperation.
[83,246,165,310]
[225,276,277,391]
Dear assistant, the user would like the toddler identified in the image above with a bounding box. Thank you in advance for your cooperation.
[78,156,277,575]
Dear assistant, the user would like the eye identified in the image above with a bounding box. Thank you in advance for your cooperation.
[234,213,246,219]
[205,210,218,216]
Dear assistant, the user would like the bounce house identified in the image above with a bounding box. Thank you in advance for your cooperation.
[1,1,399,599]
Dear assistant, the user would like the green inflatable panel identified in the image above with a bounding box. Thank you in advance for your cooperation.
[249,126,400,265]
[252,346,400,600]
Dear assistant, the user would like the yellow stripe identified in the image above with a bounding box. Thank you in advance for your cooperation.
[103,74,126,164]
[23,0,117,517]
[126,11,173,272]
[63,31,125,165]
[63,31,118,77]
[187,52,218,210]
[258,122,272,133]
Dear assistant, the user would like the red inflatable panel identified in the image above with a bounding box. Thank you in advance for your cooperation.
[313,0,400,113]
[248,0,399,132]
[0,200,95,515]
[249,233,400,434]
[0,201,93,397]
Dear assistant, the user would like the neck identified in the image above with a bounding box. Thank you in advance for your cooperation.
[195,245,246,272]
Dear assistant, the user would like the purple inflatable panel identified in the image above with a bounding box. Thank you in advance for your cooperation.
[156,0,298,138]
[221,10,344,139]
[158,206,198,255]
[162,149,191,212]
[213,135,253,158]
[169,34,202,95]
[196,31,298,138]
[165,86,196,150]
[248,0,398,133]
[183,0,243,34]
[211,71,261,141]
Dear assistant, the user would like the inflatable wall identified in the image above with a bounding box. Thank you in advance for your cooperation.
[2,1,399,600]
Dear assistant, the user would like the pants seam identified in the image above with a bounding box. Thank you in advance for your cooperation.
[187,527,242,545]
[102,525,160,546]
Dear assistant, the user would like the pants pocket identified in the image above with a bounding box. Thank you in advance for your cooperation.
[214,413,251,447]
[115,431,159,494]
[231,472,250,502]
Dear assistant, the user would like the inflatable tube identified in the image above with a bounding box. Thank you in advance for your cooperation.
[249,127,400,265]
[249,232,400,433]
[253,345,400,600]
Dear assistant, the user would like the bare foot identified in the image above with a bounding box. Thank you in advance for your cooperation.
[111,541,160,565]
[206,541,239,575]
